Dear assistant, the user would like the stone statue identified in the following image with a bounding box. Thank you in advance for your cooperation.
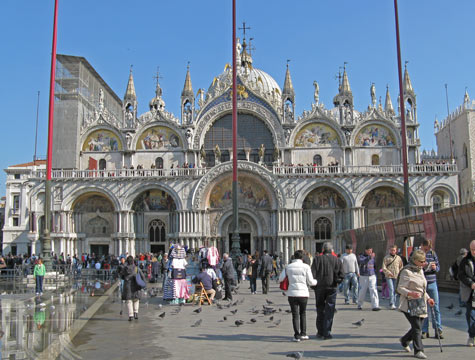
[370,83,376,107]
[200,144,206,161]
[284,103,293,121]
[285,128,292,143]
[197,88,205,108]
[185,128,193,147]
[214,144,221,159]
[258,143,265,160]
[313,81,320,104]
[126,109,134,128]
[273,147,280,161]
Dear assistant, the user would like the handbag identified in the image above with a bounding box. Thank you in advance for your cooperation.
[171,268,186,279]
[279,276,289,291]
[407,297,427,316]
[135,270,146,289]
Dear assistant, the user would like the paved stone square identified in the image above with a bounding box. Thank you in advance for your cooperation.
[71,280,474,360]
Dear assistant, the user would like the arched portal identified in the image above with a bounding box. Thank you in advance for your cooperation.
[149,219,167,254]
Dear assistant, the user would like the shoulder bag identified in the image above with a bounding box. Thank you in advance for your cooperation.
[279,269,289,291]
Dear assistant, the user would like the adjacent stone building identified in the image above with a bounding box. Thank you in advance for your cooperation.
[2,46,459,261]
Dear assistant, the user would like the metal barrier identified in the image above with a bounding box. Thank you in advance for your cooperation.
[338,202,475,291]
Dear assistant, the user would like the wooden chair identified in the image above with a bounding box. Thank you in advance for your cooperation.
[194,281,212,305]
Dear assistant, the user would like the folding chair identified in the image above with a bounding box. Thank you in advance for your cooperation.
[194,282,212,305]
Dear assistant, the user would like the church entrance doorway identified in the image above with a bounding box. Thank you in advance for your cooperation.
[151,244,165,254]
[229,233,251,254]
[90,244,109,257]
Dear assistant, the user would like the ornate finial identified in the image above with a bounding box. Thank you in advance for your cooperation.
[286,59,290,68]
[248,37,255,56]
[153,66,163,90]
[239,21,251,40]
[124,65,136,101]
[187,61,190,71]
[129,64,133,74]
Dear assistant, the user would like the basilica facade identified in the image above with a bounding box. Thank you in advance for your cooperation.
[3,45,459,262]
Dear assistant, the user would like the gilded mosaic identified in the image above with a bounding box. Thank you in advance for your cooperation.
[132,189,176,211]
[136,126,181,150]
[294,123,341,147]
[82,130,122,151]
[73,194,114,212]
[208,175,271,209]
[362,187,404,208]
[355,125,396,147]
[303,187,346,209]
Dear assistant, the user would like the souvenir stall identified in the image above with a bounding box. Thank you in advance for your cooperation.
[163,244,190,304]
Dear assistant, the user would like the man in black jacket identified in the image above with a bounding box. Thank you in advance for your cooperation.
[311,242,343,340]
[259,250,274,294]
[221,253,235,301]
[458,240,475,347]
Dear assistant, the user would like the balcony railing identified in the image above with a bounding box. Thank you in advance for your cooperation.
[30,168,208,179]
[28,163,457,180]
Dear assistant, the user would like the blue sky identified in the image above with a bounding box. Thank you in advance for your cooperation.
[1,0,474,196]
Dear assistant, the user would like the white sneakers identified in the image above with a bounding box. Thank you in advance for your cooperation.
[468,337,475,347]
[390,304,397,310]
[300,335,309,340]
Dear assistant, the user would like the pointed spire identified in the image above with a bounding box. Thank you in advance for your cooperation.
[240,38,253,69]
[124,66,136,101]
[385,85,395,114]
[464,87,470,105]
[341,63,352,93]
[181,63,193,97]
[283,62,295,97]
[403,62,413,93]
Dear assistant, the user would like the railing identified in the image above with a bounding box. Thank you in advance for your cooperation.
[30,167,208,179]
[273,163,458,176]
[28,163,458,180]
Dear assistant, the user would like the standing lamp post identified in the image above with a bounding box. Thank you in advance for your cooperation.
[42,0,60,267]
[230,0,241,260]
[393,0,410,217]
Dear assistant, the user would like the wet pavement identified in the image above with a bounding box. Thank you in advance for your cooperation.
[1,277,474,360]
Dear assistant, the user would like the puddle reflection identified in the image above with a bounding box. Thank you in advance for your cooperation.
[0,279,115,359]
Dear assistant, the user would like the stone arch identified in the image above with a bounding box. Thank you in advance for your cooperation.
[192,162,284,210]
[425,185,457,210]
[296,181,353,209]
[193,100,286,149]
[291,118,346,147]
[216,210,263,238]
[133,122,185,151]
[63,187,119,212]
[81,125,124,152]
[123,182,182,211]
[351,120,401,147]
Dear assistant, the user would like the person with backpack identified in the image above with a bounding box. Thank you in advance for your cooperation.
[457,240,475,347]
[121,256,144,321]
[397,249,435,359]
[450,248,468,307]
[382,244,404,309]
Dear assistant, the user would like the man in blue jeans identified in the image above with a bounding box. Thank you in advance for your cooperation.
[341,244,359,304]
[420,237,443,339]
[382,245,403,309]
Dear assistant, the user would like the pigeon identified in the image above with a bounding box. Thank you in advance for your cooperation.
[231,300,238,307]
[279,308,282,312]
[158,312,166,318]
[230,309,238,315]
[174,307,182,314]
[156,304,163,310]
[194,307,202,314]
[81,306,87,312]
[446,303,454,310]
[286,351,304,359]
[266,299,274,305]
[39,303,46,307]
[191,319,202,327]
[251,309,260,314]
[352,319,365,327]
[455,309,463,316]
[238,298,245,304]
[223,316,227,321]
[269,316,274,321]
[235,320,244,327]
[285,309,292,314]
[250,318,257,323]
[119,310,123,316]
[217,303,224,310]
[273,319,281,326]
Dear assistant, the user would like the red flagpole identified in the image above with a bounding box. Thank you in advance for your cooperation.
[46,0,59,181]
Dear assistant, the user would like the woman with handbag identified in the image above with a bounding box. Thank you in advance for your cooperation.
[397,249,435,359]
[279,250,317,342]
[122,256,144,321]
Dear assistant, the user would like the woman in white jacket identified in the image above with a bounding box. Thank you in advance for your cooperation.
[279,250,317,342]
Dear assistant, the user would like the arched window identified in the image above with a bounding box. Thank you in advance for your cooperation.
[98,159,106,170]
[313,155,322,166]
[155,157,164,169]
[149,219,166,242]
[371,154,380,165]
[314,217,332,240]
